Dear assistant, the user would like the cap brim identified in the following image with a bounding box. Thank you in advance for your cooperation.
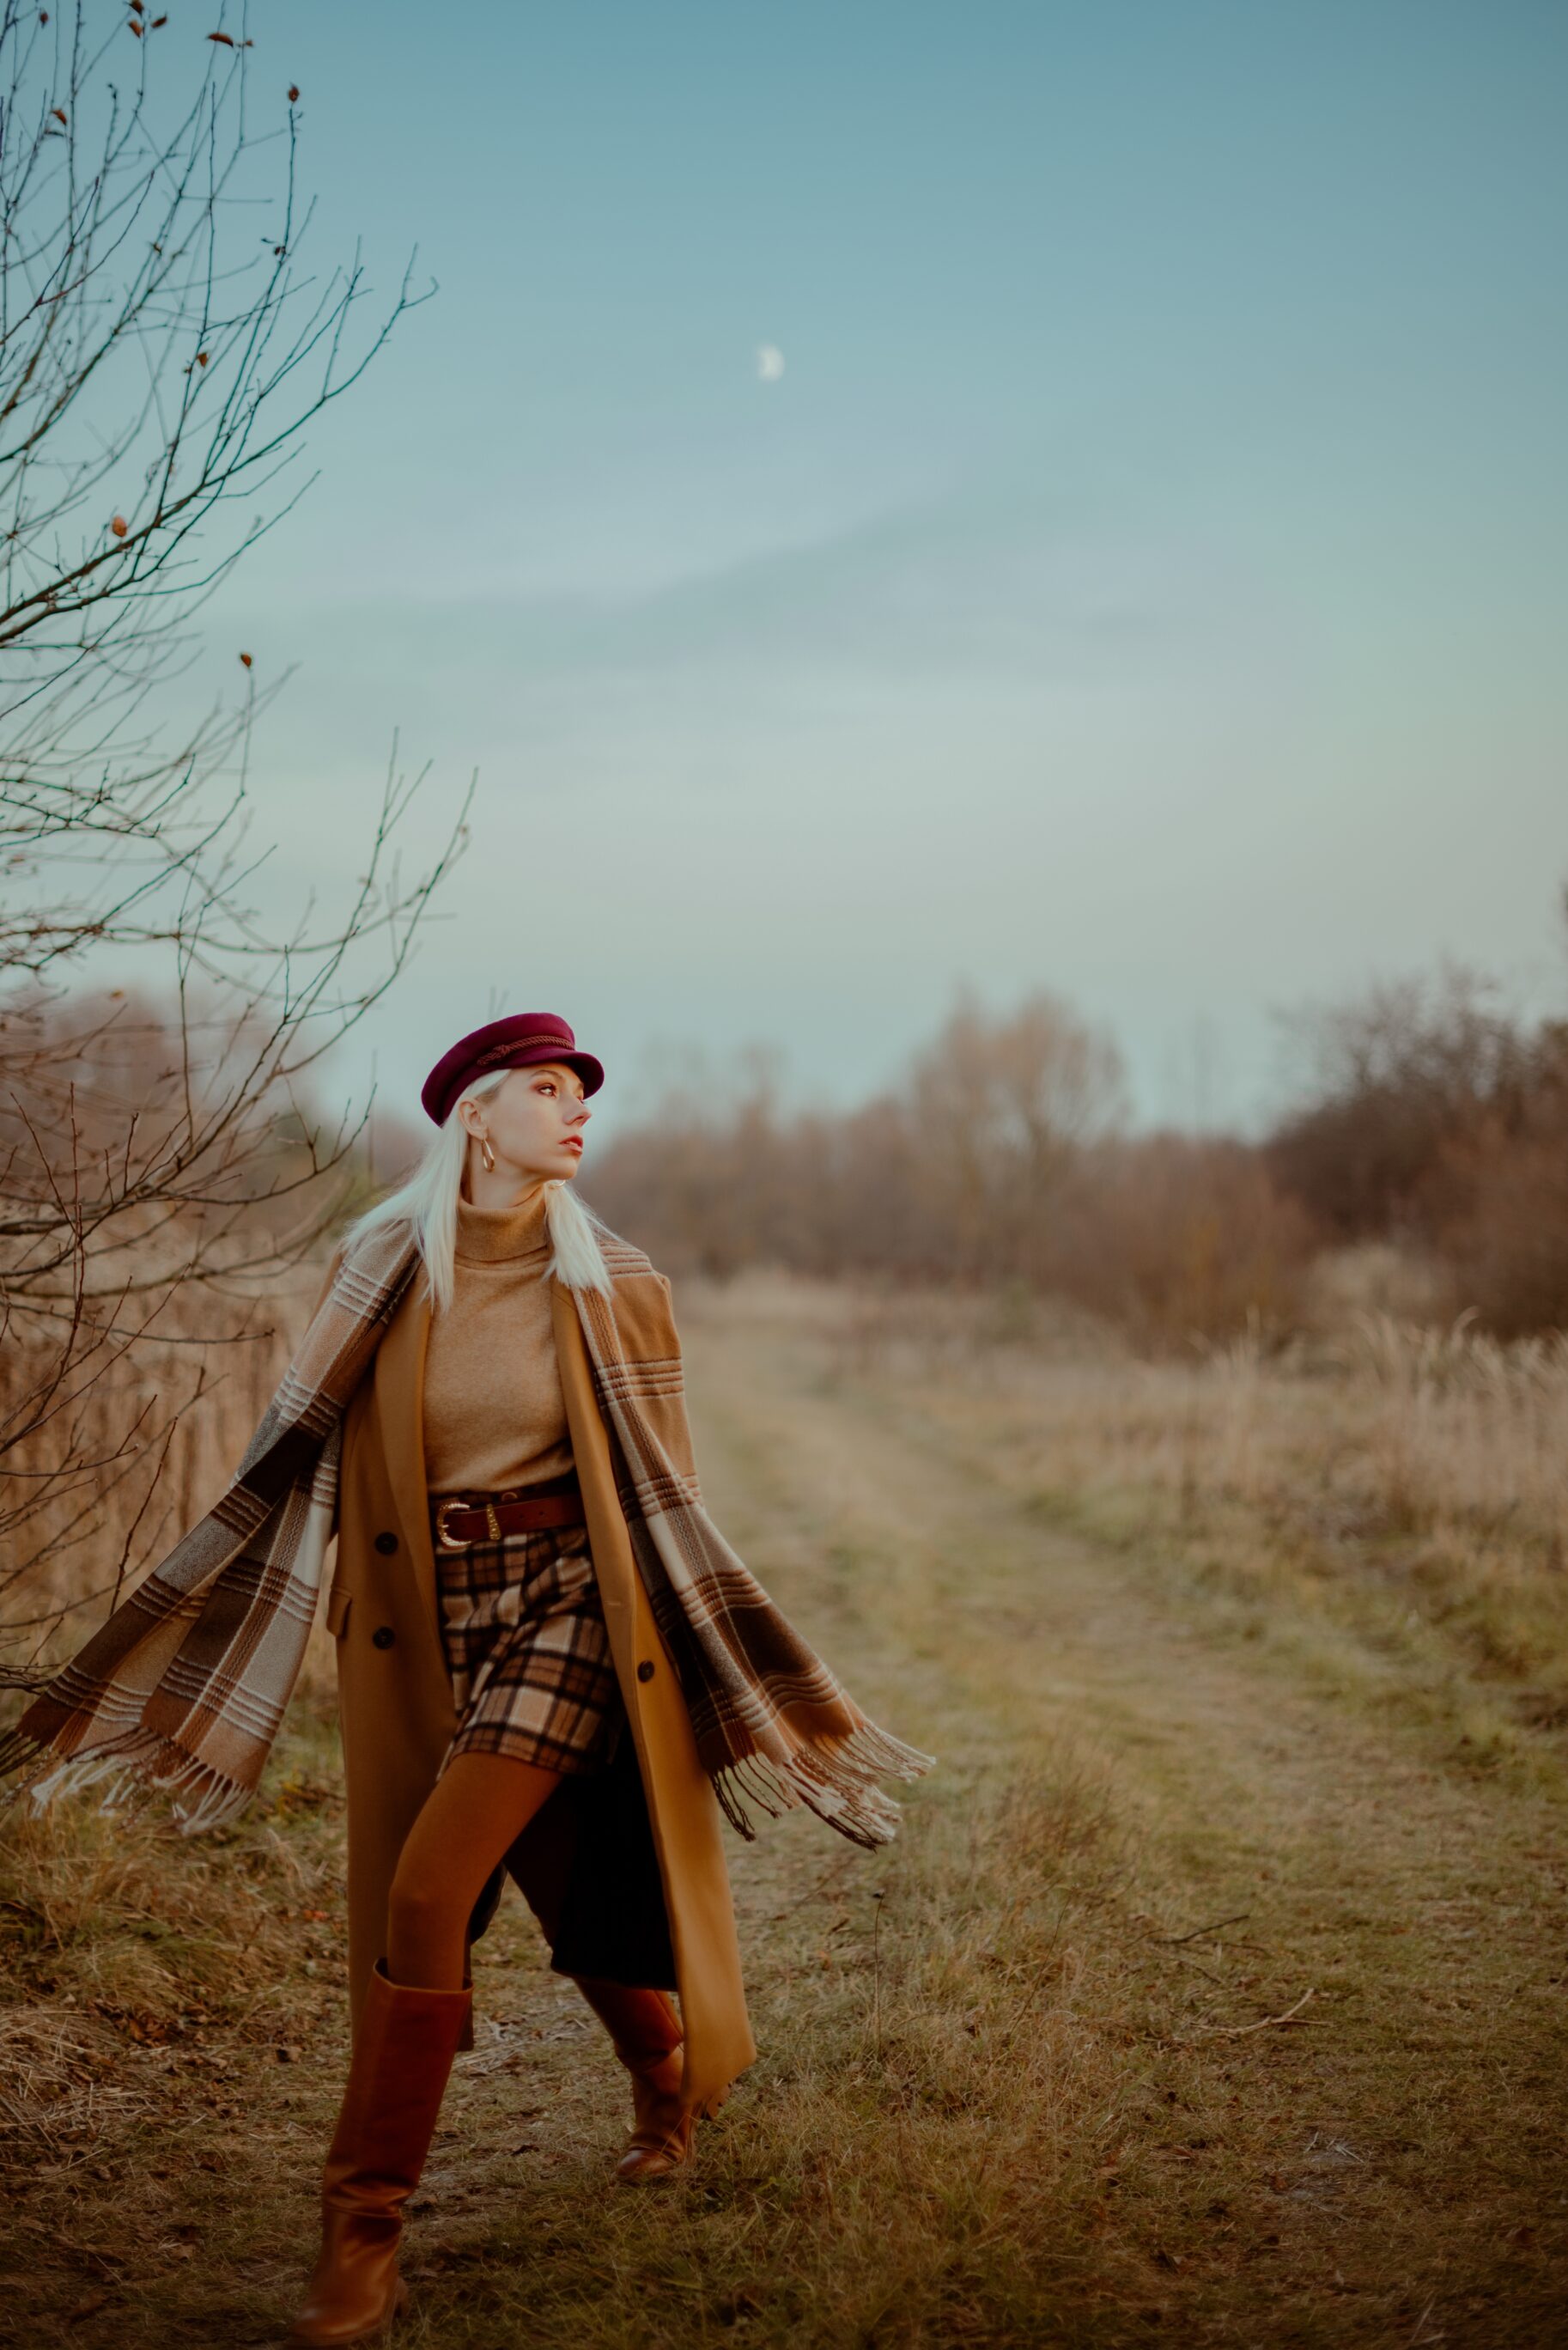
[422,1044,605,1125]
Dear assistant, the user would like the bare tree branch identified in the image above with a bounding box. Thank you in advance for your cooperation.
[0,2,470,1656]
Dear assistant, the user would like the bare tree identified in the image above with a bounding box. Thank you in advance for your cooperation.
[0,3,468,1667]
[906,989,1127,1282]
[1265,965,1530,1241]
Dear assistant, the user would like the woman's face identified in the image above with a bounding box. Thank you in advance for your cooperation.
[459,1062,590,1188]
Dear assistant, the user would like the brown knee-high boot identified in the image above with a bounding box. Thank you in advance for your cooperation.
[571,1974,695,2181]
[286,1960,473,2347]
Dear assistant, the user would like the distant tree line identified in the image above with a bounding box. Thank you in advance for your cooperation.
[585,927,1568,1345]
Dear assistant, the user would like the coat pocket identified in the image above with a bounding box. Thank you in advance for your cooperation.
[325,1585,353,1640]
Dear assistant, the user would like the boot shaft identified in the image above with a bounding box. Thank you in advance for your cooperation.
[325,1959,474,2206]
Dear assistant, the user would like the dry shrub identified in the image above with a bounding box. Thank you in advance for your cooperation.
[1266,966,1524,1233]
[1267,966,1568,1335]
[1047,1133,1316,1346]
[1431,1111,1568,1338]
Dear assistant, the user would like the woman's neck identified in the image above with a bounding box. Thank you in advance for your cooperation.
[453,1179,550,1264]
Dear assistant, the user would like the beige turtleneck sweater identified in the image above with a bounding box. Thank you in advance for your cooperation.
[422,1185,576,1497]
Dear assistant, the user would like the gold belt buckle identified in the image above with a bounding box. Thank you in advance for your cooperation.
[434,1497,470,1551]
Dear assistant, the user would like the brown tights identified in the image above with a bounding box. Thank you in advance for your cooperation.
[384,1752,684,2089]
[386,1750,563,1991]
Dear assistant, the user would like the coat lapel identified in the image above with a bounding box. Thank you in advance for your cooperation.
[371,1275,437,1628]
[550,1277,630,1631]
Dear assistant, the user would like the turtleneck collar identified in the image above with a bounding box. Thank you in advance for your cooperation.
[453,1181,551,1265]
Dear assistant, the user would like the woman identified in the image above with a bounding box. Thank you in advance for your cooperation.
[1,1011,935,2350]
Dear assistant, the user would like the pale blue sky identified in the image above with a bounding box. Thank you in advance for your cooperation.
[180,0,1566,1136]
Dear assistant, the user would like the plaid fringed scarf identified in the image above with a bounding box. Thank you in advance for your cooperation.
[0,1223,935,1848]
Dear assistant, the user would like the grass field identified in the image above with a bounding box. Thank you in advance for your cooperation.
[3,1274,1566,2347]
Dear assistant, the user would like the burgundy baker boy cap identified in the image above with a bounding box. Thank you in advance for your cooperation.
[420,1012,605,1126]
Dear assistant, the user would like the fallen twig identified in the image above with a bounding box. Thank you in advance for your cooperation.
[1146,1910,1252,1947]
[1193,1988,1317,2039]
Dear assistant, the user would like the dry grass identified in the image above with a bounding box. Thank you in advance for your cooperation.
[833,1282,1568,1770]
[3,1272,1565,2346]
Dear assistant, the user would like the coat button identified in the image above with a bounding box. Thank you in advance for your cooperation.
[636,1659,654,1683]
[374,1531,398,1556]
[372,1625,396,1650]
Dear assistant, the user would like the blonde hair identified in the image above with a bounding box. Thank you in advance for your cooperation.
[344,1068,614,1312]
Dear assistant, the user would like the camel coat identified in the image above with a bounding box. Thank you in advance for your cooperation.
[323,1264,757,2119]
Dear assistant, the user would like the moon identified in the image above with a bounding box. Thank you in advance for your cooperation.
[756,344,786,383]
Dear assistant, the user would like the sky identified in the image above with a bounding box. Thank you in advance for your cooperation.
[149,0,1567,1142]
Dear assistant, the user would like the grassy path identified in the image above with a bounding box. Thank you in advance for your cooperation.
[4,1281,1565,2346]
[686,1287,1568,2345]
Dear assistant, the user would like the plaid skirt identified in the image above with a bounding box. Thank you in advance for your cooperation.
[432,1514,626,1779]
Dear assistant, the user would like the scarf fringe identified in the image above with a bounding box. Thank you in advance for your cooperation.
[0,1724,256,1837]
[712,1718,939,1852]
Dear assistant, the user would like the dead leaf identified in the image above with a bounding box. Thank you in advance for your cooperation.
[110,514,129,537]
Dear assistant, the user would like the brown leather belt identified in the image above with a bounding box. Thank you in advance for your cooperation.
[431,1482,586,1549]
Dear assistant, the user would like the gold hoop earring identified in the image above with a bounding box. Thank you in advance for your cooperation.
[479,1134,496,1173]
